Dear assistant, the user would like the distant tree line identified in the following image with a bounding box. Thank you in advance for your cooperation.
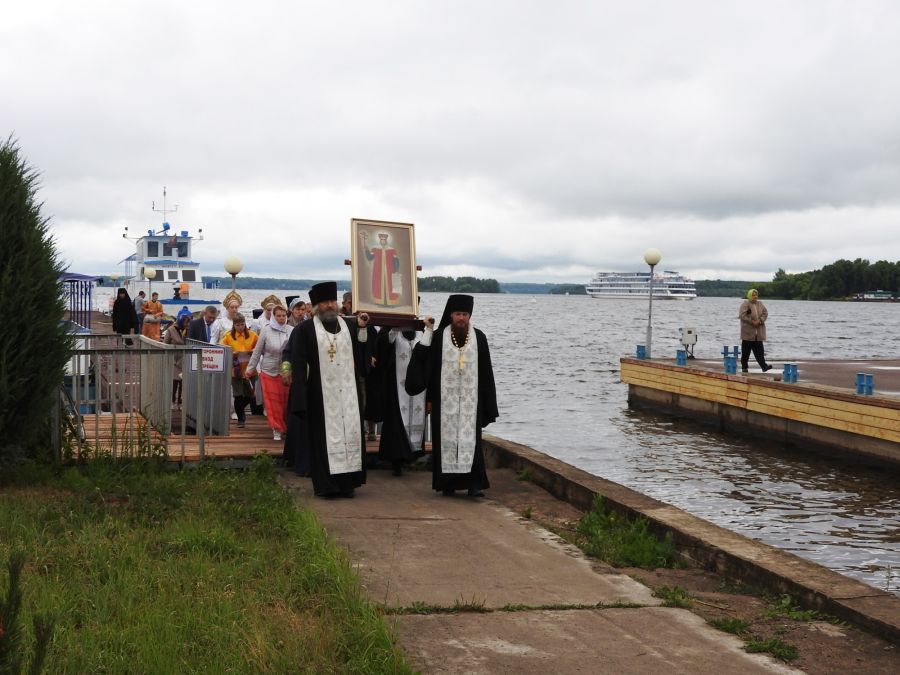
[693,280,760,297]
[756,259,899,300]
[418,276,501,293]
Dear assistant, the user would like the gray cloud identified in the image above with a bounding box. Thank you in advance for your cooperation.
[4,1,900,283]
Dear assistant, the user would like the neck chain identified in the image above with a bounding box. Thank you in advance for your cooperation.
[451,328,469,370]
[319,317,339,362]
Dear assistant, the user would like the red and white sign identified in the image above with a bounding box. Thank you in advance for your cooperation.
[190,347,226,372]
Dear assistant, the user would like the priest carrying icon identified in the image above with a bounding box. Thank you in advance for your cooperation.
[405,294,499,497]
[282,281,372,498]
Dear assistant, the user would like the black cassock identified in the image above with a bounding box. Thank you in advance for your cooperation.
[405,326,499,492]
[287,317,368,496]
[375,330,426,465]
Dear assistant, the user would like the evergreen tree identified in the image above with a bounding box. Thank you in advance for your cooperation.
[0,139,72,466]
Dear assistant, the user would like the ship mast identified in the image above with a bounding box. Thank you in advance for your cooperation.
[152,186,178,230]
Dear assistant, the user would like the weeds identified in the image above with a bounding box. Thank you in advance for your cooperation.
[521,506,533,519]
[516,468,534,482]
[577,496,683,568]
[765,594,821,621]
[744,636,798,662]
[707,617,749,635]
[653,585,693,608]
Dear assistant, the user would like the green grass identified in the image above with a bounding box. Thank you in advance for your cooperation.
[576,496,683,568]
[521,506,533,519]
[653,585,693,608]
[0,456,411,673]
[707,617,750,635]
[764,594,823,621]
[744,636,798,662]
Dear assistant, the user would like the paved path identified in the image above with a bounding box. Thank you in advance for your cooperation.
[280,470,797,674]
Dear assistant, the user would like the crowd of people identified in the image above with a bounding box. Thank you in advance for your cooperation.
[109,282,500,500]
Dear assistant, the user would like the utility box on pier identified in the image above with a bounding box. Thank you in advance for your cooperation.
[680,327,697,347]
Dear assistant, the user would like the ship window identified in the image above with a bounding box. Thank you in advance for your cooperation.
[168,271,179,280]
[155,269,165,282]
[177,242,188,257]
[182,270,196,281]
[147,241,159,257]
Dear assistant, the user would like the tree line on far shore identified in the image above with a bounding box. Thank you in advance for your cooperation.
[755,259,899,300]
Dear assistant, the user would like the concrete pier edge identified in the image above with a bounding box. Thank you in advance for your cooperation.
[482,434,900,645]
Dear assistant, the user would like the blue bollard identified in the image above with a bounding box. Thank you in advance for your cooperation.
[722,345,730,362]
[865,373,874,396]
[781,363,797,383]
[724,356,737,374]
[856,373,866,395]
[636,344,647,359]
[676,349,686,366]
[732,346,740,359]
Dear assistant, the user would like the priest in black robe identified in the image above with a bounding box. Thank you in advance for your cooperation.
[283,282,371,498]
[375,327,427,475]
[405,294,498,497]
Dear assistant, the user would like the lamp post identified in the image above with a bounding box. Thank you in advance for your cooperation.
[643,248,662,359]
[144,268,156,296]
[224,256,243,291]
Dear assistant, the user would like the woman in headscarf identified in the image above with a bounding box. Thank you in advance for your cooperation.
[220,312,258,428]
[164,313,193,409]
[246,305,293,440]
[111,288,138,336]
[739,288,772,373]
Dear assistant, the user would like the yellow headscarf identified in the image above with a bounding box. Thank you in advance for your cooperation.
[746,288,758,300]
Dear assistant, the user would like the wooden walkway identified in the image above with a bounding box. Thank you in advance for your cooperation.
[80,411,426,463]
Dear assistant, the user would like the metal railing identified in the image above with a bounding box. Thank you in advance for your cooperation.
[183,338,233,442]
[58,333,226,462]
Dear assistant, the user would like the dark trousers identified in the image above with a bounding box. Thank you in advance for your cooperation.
[234,395,248,422]
[741,340,767,370]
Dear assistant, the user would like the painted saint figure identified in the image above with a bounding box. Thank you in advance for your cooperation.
[360,230,402,306]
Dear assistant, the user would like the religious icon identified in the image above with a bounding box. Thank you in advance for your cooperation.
[350,219,418,320]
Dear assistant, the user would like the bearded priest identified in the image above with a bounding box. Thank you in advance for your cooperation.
[405,294,499,497]
[283,281,371,498]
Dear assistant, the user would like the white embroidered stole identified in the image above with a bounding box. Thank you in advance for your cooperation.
[314,316,362,474]
[393,332,426,449]
[439,325,478,473]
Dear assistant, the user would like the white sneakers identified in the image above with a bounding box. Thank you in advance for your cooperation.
[273,431,282,441]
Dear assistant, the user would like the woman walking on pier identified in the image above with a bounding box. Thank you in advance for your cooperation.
[220,313,259,428]
[246,305,293,440]
[164,313,192,409]
[739,289,772,373]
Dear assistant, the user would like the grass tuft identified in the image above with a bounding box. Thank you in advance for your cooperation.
[708,617,749,635]
[577,496,683,568]
[653,585,693,608]
[744,636,798,662]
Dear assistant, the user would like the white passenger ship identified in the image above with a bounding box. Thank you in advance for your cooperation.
[585,271,697,300]
[118,188,219,309]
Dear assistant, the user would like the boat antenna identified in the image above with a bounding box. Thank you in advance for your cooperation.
[151,186,178,234]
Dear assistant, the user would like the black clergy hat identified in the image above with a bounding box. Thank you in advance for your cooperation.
[437,294,474,333]
[309,281,337,306]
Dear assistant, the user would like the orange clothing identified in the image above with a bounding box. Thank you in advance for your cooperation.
[144,300,164,317]
[221,330,259,379]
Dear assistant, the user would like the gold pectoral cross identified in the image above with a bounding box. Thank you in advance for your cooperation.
[328,342,337,362]
[458,352,465,370]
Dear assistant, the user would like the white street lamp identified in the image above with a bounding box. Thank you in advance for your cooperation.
[224,256,243,291]
[144,268,156,296]
[643,248,662,358]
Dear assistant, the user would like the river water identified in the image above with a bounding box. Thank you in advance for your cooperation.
[97,288,900,595]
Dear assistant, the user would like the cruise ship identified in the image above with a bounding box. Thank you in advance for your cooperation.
[584,271,697,300]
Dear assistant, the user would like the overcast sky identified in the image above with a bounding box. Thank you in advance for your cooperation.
[4,1,900,283]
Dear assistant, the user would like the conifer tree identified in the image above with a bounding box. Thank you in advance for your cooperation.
[0,138,72,465]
